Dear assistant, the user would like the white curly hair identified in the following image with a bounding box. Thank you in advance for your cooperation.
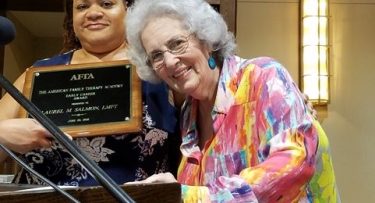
[126,0,236,83]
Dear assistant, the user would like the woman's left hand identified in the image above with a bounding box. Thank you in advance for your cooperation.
[124,172,177,184]
[302,93,318,119]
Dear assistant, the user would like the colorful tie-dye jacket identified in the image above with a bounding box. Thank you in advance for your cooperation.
[177,56,340,202]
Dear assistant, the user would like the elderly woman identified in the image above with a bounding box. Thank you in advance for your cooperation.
[126,0,340,202]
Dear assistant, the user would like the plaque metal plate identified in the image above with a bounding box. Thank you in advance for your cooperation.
[19,60,142,137]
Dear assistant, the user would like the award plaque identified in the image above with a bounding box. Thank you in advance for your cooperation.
[19,60,142,138]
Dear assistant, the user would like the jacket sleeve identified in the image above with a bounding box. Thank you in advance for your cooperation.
[181,57,319,203]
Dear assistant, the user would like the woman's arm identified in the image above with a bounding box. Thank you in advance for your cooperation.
[0,72,26,120]
[0,72,52,163]
[237,59,318,202]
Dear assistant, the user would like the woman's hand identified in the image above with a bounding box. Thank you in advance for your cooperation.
[125,172,177,184]
[0,118,53,154]
[302,93,318,119]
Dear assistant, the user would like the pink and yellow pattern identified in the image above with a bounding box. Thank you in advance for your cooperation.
[177,56,340,202]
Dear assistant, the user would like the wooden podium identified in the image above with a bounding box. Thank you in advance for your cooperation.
[0,182,181,203]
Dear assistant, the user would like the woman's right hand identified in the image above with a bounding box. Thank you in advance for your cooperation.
[0,118,53,154]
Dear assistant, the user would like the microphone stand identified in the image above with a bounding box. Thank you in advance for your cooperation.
[0,73,135,203]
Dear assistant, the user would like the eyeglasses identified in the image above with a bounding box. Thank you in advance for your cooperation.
[147,34,193,71]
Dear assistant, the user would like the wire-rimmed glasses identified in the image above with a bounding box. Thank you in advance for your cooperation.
[147,34,193,71]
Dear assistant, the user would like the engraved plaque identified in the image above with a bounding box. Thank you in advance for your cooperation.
[19,60,142,137]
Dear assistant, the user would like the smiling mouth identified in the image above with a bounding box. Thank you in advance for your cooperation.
[173,67,192,78]
[85,24,107,29]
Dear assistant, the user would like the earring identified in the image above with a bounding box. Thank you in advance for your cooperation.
[208,56,216,70]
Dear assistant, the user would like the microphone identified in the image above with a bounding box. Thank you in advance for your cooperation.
[0,16,16,45]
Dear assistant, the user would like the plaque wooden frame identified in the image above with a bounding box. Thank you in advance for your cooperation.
[19,60,142,138]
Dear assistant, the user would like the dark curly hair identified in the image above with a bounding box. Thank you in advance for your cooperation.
[61,0,132,53]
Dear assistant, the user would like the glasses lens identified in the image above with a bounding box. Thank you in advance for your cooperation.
[149,35,190,71]
[169,37,189,54]
[150,51,164,63]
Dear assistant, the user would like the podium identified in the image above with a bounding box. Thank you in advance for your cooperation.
[0,182,181,203]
